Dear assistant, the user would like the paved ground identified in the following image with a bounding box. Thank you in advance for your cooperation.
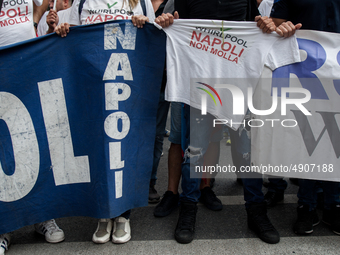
[6,116,340,254]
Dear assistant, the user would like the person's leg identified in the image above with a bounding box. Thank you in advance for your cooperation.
[241,175,280,244]
[167,143,182,193]
[297,179,318,209]
[230,124,244,185]
[294,179,319,235]
[321,181,340,235]
[264,178,287,207]
[322,181,340,210]
[167,102,183,193]
[200,124,222,189]
[180,105,212,203]
[242,176,264,206]
[154,102,182,217]
[199,131,223,211]
[200,140,220,190]
[267,178,288,193]
[149,91,170,203]
[230,112,279,244]
[176,105,214,244]
[229,114,264,207]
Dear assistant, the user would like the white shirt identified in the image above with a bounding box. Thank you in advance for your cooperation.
[162,19,301,129]
[258,0,274,17]
[37,8,72,36]
[0,0,43,47]
[69,0,155,26]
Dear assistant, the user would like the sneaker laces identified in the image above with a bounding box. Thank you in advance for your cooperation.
[179,205,196,230]
[0,234,9,251]
[42,219,61,234]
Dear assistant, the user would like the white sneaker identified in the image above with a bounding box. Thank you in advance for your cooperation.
[112,217,131,243]
[34,219,65,243]
[92,219,112,244]
[0,234,10,255]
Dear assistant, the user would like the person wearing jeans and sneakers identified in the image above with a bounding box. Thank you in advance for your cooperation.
[153,0,223,218]
[154,102,223,217]
[268,0,340,236]
[55,0,156,246]
[153,102,182,217]
[154,0,296,244]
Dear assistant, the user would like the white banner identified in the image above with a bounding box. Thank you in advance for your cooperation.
[252,30,340,181]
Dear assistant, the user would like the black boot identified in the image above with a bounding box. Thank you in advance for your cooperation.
[246,202,280,244]
[175,201,198,244]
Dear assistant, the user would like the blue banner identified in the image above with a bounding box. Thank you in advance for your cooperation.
[0,20,166,234]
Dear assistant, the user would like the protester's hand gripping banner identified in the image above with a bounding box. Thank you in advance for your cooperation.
[252,30,340,181]
[0,20,166,234]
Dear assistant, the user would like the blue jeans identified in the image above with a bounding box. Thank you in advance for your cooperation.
[298,179,340,210]
[150,91,170,186]
[229,111,267,208]
[229,112,251,173]
[180,106,267,207]
[180,105,215,202]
